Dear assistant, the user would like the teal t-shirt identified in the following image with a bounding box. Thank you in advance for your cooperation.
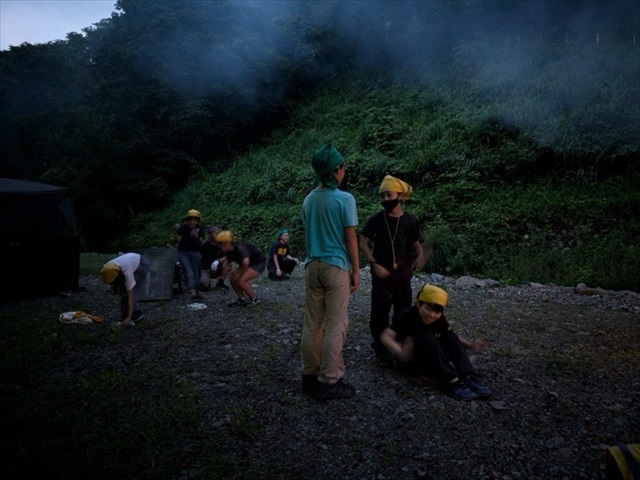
[302,187,358,271]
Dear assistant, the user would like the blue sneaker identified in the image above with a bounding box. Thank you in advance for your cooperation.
[445,380,477,401]
[464,377,491,398]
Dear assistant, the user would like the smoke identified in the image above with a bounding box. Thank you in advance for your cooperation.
[12,0,636,148]
[143,0,638,144]
[342,0,640,148]
[148,0,310,107]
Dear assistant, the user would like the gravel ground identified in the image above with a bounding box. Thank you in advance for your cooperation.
[6,268,640,479]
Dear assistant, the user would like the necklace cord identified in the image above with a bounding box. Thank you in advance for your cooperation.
[383,213,400,269]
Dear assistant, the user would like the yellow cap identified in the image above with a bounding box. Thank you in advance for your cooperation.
[379,175,412,199]
[417,284,448,307]
[186,209,201,219]
[216,230,234,243]
[100,263,120,284]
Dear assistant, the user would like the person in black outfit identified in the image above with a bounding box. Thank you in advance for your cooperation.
[216,230,266,307]
[176,209,205,300]
[381,284,491,401]
[360,175,428,367]
[200,225,230,291]
[267,229,300,280]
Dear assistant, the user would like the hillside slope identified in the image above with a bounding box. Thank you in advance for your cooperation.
[123,71,640,291]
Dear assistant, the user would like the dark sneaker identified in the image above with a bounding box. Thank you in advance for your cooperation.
[302,374,321,394]
[376,350,394,368]
[246,298,260,307]
[131,310,144,322]
[314,379,355,400]
[463,377,491,398]
[444,380,478,401]
[228,299,247,307]
[215,281,230,290]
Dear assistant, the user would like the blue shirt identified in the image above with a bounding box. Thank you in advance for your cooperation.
[302,187,358,271]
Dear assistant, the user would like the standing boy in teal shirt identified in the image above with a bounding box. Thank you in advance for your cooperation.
[301,144,360,400]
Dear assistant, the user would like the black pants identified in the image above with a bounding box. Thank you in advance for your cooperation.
[411,329,475,383]
[370,274,412,354]
[267,258,297,279]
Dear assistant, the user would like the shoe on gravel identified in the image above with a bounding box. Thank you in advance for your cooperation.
[131,310,144,322]
[246,298,260,307]
[444,379,478,401]
[463,376,491,398]
[314,379,355,400]
[228,299,247,307]
[302,374,321,393]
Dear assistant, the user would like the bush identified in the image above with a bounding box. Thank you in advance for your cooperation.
[117,73,639,291]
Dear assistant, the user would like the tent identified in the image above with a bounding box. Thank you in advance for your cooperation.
[0,178,80,298]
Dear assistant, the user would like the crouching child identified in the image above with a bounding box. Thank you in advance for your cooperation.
[380,284,491,401]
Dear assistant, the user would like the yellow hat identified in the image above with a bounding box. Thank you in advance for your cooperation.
[379,175,412,199]
[216,230,234,243]
[186,209,201,219]
[417,284,448,307]
[100,263,120,284]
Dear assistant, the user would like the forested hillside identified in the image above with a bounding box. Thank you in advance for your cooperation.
[1,0,638,290]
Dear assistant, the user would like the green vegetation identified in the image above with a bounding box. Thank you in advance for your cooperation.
[124,71,640,291]
[2,1,638,291]
[0,310,200,479]
[79,253,119,275]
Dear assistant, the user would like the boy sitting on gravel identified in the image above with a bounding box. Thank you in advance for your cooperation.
[380,284,491,401]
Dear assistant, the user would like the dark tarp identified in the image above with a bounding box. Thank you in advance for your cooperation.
[0,178,80,298]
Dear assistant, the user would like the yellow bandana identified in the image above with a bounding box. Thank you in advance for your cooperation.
[379,175,412,199]
[216,230,234,243]
[100,263,120,284]
[418,284,448,307]
[186,209,201,219]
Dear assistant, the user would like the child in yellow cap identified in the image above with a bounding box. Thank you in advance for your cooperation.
[216,230,266,307]
[360,175,428,367]
[380,284,490,401]
[100,252,150,325]
[200,225,231,291]
[175,209,205,300]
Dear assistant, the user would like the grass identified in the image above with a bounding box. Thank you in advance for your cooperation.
[117,69,639,292]
[226,405,260,439]
[0,278,201,479]
[3,365,199,478]
[79,252,119,275]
